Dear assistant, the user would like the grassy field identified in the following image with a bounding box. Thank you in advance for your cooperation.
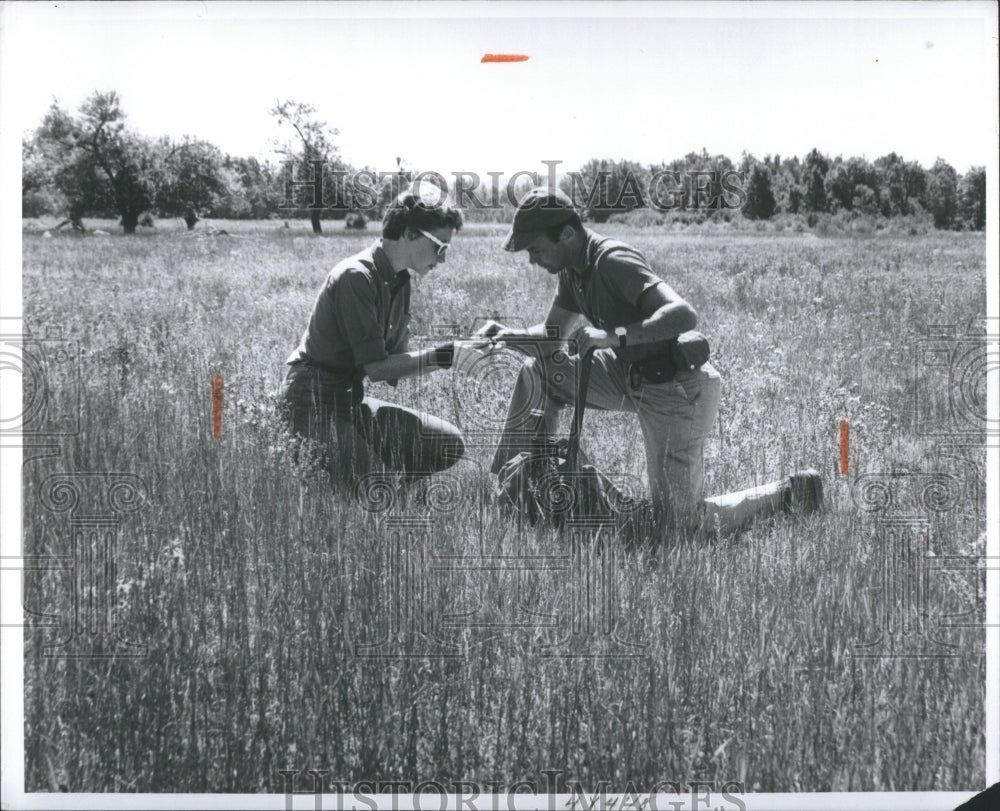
[20,217,987,794]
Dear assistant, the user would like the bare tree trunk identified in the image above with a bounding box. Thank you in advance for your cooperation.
[310,209,322,234]
[60,203,87,232]
[121,212,139,234]
[184,209,199,230]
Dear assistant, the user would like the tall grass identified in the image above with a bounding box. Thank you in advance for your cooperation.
[22,220,986,792]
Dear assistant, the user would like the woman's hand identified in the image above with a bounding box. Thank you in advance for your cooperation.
[474,319,520,339]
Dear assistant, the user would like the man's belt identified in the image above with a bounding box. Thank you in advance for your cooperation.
[629,354,680,387]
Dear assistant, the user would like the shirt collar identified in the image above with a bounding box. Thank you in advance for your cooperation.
[371,240,408,288]
[566,228,599,280]
[389,268,410,294]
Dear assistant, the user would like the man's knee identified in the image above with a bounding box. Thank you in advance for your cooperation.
[506,356,551,426]
[515,355,544,390]
[517,354,576,409]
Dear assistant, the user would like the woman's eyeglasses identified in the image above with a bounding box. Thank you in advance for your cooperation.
[417,228,450,257]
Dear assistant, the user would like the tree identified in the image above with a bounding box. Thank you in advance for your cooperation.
[926,158,958,229]
[644,160,689,212]
[681,149,730,211]
[31,91,161,233]
[957,166,986,231]
[851,185,881,217]
[742,164,777,220]
[29,91,246,232]
[874,153,907,216]
[563,158,649,221]
[826,156,879,213]
[22,137,68,218]
[216,156,284,219]
[270,99,345,233]
[770,154,802,214]
[156,138,239,229]
[801,148,830,213]
[902,160,927,212]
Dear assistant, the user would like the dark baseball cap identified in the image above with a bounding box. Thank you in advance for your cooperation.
[502,187,578,252]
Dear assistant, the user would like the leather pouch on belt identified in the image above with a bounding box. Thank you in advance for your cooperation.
[671,330,710,372]
[633,331,710,385]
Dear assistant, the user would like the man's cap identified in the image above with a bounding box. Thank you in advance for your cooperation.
[503,187,578,252]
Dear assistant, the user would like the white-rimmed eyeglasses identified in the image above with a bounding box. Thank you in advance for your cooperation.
[416,228,450,257]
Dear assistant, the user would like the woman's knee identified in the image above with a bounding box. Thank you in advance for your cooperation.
[423,430,464,472]
[372,405,464,473]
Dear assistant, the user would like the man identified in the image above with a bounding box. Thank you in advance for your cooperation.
[483,187,821,536]
[280,187,482,483]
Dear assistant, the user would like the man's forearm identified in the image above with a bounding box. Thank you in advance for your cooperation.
[492,322,561,342]
[620,301,697,346]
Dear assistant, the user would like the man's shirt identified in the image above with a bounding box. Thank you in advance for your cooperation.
[286,241,410,380]
[552,229,674,363]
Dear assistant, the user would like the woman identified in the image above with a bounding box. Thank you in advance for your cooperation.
[280,186,473,483]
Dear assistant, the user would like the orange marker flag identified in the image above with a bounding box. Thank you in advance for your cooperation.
[212,375,223,439]
[481,54,530,63]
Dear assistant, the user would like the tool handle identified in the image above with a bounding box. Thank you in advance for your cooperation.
[566,348,596,469]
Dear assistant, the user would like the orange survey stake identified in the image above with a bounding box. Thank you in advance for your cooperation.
[212,375,223,439]
[839,419,849,475]
[480,54,530,63]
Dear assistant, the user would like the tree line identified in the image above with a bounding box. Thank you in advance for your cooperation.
[22,90,986,233]
[739,150,984,230]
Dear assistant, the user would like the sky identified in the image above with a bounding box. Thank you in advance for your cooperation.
[1,0,997,178]
[1,3,999,805]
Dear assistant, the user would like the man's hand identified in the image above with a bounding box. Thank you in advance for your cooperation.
[476,319,547,358]
[569,325,612,357]
[451,339,502,374]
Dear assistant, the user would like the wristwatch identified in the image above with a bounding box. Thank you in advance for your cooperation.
[614,326,627,349]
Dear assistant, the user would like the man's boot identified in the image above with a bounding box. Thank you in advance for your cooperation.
[782,468,824,514]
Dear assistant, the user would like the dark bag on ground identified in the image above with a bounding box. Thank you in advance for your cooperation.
[496,437,645,528]
[495,349,657,539]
